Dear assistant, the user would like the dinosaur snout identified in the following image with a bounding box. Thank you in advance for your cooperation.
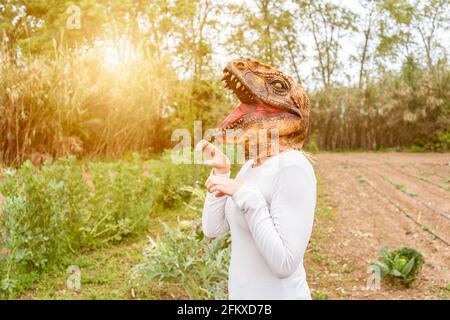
[234,60,247,70]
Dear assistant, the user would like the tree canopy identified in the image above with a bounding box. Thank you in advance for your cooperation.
[1,0,448,86]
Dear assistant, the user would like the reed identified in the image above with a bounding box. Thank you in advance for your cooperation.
[0,42,183,165]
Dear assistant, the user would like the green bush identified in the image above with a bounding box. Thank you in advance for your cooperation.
[130,220,230,300]
[370,246,425,286]
[0,156,157,297]
[148,151,210,210]
[427,131,450,151]
[0,151,215,297]
[130,185,230,300]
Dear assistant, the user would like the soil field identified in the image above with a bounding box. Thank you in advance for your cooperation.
[306,152,449,299]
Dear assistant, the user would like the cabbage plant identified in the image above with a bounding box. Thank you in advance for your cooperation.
[371,246,424,286]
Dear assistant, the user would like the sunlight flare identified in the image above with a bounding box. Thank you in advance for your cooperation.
[95,37,137,70]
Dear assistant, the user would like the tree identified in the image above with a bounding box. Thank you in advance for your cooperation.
[224,0,301,73]
[412,0,450,72]
[170,0,220,80]
[0,0,132,57]
[374,0,416,69]
[296,0,356,87]
[353,0,377,89]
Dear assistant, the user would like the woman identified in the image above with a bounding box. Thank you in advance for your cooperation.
[196,57,316,300]
[198,139,316,300]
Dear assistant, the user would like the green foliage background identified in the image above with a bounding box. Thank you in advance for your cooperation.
[0,153,211,297]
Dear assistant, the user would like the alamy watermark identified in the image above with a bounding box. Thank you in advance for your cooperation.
[66,5,81,30]
[171,121,281,166]
[66,265,81,291]
[366,265,381,291]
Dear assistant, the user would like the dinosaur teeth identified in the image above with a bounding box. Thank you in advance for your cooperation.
[236,82,241,89]
[230,75,235,81]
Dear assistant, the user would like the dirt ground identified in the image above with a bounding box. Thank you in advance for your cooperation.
[307,152,449,300]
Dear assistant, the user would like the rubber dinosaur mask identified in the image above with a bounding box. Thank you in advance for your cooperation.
[217,57,310,165]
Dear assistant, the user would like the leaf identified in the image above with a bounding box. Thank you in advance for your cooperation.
[401,256,415,276]
[380,246,390,260]
[393,255,409,272]
[372,261,390,275]
[392,269,402,277]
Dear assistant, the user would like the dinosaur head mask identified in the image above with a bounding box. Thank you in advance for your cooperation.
[217,57,310,165]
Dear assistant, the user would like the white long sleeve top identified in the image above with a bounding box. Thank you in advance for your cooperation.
[202,150,316,300]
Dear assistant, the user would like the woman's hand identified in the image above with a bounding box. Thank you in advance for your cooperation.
[196,140,241,197]
[196,139,230,175]
[205,175,244,197]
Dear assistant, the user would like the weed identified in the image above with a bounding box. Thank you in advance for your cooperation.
[130,220,230,300]
[356,173,366,184]
[382,176,418,197]
[312,289,328,300]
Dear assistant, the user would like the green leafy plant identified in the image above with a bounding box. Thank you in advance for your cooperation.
[0,153,214,297]
[130,185,230,300]
[130,220,230,300]
[371,246,425,286]
[148,151,210,210]
[312,289,328,300]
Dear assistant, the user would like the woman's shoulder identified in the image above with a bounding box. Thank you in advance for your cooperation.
[238,150,315,179]
[276,151,317,190]
[278,150,314,170]
[258,149,316,182]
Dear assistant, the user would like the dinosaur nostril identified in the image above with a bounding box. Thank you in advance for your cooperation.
[235,61,246,69]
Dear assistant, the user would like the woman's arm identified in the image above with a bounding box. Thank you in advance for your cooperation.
[196,139,232,238]
[202,170,230,238]
[232,164,316,278]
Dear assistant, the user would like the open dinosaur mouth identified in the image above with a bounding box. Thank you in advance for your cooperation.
[221,68,256,104]
[219,103,287,130]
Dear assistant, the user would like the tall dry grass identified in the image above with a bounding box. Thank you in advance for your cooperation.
[0,43,184,165]
[308,66,450,151]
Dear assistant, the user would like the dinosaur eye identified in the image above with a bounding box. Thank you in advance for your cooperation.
[271,80,287,91]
